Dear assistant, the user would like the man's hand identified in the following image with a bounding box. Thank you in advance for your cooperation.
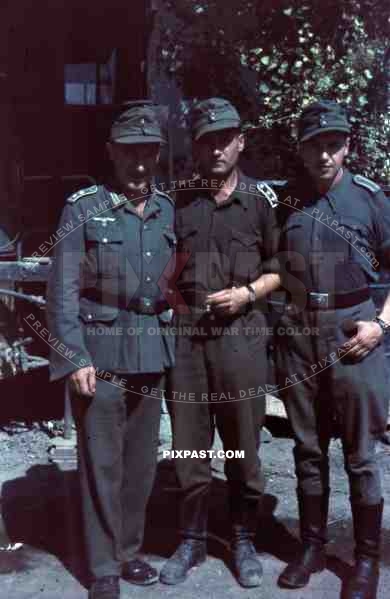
[69,365,96,397]
[206,286,250,316]
[340,320,383,362]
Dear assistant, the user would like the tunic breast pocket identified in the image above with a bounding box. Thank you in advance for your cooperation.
[85,219,123,278]
[177,224,197,245]
[278,217,307,277]
[177,225,198,258]
[337,216,373,262]
[230,229,261,282]
[280,216,305,250]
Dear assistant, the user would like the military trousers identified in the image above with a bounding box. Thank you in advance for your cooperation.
[276,299,388,505]
[169,310,269,521]
[71,373,162,578]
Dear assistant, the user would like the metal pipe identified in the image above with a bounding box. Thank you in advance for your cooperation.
[0,289,46,305]
[63,381,74,440]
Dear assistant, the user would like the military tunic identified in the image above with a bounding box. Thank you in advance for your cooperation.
[275,170,390,504]
[48,184,175,380]
[47,183,175,577]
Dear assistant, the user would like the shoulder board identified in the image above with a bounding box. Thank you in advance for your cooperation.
[109,191,127,207]
[353,175,381,194]
[67,185,98,204]
[155,188,174,204]
[256,181,279,208]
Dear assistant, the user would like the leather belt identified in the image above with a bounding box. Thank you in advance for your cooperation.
[291,287,370,311]
[83,290,169,316]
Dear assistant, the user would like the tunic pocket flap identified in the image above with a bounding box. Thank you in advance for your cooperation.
[86,221,123,243]
[281,215,305,233]
[79,300,119,323]
[338,216,369,235]
[178,225,197,239]
[231,229,258,247]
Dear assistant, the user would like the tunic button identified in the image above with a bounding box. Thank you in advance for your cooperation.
[145,275,152,282]
[144,298,151,306]
[87,314,93,320]
[102,237,108,244]
[145,250,152,257]
[143,224,149,230]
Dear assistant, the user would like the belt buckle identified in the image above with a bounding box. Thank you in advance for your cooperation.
[139,297,155,315]
[309,292,329,308]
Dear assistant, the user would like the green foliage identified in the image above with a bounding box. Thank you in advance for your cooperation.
[158,0,390,183]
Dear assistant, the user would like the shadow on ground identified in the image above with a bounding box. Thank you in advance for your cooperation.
[2,458,390,593]
[1,464,87,583]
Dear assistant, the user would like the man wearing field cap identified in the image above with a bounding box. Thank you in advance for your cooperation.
[160,97,281,588]
[275,99,390,599]
[47,103,176,599]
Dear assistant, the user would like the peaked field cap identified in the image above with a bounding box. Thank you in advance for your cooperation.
[192,97,241,140]
[110,103,164,144]
[298,100,351,142]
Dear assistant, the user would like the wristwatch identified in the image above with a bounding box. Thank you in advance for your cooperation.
[373,316,390,334]
[246,284,256,306]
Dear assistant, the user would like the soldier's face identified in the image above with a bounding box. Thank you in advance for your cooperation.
[194,128,244,178]
[107,142,160,195]
[299,132,349,187]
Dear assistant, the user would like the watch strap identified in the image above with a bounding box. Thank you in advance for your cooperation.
[246,284,256,305]
[373,316,390,334]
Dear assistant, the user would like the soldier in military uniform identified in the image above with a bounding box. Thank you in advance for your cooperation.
[159,98,280,588]
[275,100,390,599]
[47,104,176,599]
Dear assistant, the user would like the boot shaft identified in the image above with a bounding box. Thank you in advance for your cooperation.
[351,499,383,560]
[297,489,329,546]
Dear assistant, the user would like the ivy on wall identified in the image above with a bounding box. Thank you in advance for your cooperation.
[156,0,390,183]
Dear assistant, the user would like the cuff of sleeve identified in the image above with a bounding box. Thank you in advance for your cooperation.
[378,243,390,269]
[262,257,280,274]
[49,352,93,382]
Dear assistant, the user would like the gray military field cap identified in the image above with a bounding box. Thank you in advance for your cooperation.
[298,100,351,142]
[110,104,164,144]
[192,97,241,141]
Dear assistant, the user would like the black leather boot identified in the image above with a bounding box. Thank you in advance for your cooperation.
[122,558,158,585]
[278,490,328,589]
[341,500,383,599]
[159,486,208,585]
[230,496,263,588]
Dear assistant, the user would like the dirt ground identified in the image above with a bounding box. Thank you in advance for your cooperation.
[1,418,390,599]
